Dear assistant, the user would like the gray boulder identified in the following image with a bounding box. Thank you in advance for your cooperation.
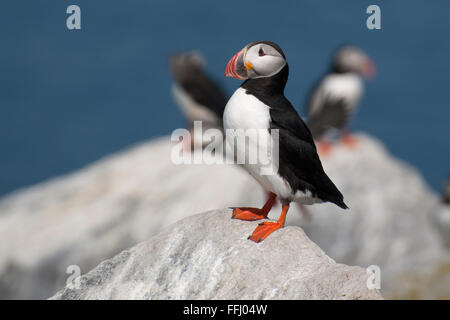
[285,134,450,298]
[1,133,449,299]
[431,205,450,249]
[0,137,264,299]
[50,209,382,300]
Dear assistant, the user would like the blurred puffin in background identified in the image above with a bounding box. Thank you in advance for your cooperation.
[432,177,450,248]
[443,178,450,205]
[306,45,376,155]
[224,41,347,242]
[169,51,228,150]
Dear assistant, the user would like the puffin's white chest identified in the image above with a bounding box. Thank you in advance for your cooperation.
[321,73,363,110]
[223,88,292,200]
[223,88,321,204]
[223,87,271,131]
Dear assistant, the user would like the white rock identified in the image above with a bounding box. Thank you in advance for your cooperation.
[50,209,382,300]
[431,205,450,249]
[0,133,448,299]
[0,137,265,299]
[286,134,450,298]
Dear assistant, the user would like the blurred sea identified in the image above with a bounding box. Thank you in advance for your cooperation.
[0,0,449,196]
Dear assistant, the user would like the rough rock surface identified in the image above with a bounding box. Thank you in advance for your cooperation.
[0,137,264,299]
[431,205,450,249]
[286,135,450,298]
[0,133,448,299]
[50,209,382,300]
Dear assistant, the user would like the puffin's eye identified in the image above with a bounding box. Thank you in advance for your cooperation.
[258,48,265,56]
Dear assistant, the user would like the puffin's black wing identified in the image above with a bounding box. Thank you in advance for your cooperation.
[177,71,228,118]
[269,98,347,209]
[307,95,350,139]
[170,54,228,118]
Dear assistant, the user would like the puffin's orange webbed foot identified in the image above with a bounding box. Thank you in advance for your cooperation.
[248,203,289,243]
[317,141,332,157]
[340,134,358,149]
[232,208,268,221]
[231,192,277,221]
[180,131,193,153]
[248,221,283,243]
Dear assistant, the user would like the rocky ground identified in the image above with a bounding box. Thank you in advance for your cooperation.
[51,209,382,300]
[0,133,448,299]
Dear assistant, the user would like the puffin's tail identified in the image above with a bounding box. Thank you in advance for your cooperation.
[319,174,349,210]
[332,198,349,210]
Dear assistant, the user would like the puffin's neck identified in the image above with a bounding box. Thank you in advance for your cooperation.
[331,63,344,74]
[330,64,361,77]
[240,64,289,96]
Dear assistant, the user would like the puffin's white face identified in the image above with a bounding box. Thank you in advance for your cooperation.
[225,41,286,80]
[334,46,376,78]
[245,43,286,79]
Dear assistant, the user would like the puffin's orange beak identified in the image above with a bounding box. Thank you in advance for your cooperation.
[361,59,376,79]
[225,48,248,79]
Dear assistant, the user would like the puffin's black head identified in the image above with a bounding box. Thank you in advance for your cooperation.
[225,41,287,80]
[332,45,376,78]
[169,51,206,81]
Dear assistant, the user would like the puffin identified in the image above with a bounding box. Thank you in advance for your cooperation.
[223,41,348,242]
[433,177,450,248]
[306,46,376,154]
[169,51,228,149]
[444,178,450,205]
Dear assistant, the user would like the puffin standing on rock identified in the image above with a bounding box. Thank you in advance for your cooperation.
[223,41,348,242]
[306,46,376,155]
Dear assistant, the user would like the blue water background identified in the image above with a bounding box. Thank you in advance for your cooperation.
[0,0,449,196]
